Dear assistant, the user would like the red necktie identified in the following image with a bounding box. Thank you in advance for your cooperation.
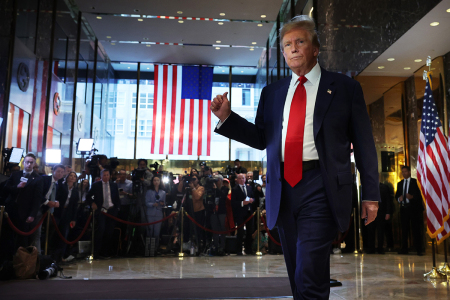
[284,76,307,187]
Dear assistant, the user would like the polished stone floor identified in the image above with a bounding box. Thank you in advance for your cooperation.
[57,252,450,299]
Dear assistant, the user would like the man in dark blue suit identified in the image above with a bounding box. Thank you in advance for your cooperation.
[231,173,255,255]
[86,168,121,258]
[211,15,380,299]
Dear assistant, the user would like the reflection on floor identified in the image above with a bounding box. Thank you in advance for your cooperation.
[59,252,448,299]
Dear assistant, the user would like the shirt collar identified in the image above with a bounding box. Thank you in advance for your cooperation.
[290,62,321,87]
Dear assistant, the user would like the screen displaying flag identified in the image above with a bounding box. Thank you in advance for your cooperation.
[150,65,213,156]
[417,73,450,243]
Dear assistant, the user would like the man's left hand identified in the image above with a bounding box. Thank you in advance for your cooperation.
[406,193,413,200]
[361,201,378,225]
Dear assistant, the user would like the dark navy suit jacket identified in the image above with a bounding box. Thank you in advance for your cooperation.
[215,68,380,232]
[231,184,254,223]
[86,180,121,210]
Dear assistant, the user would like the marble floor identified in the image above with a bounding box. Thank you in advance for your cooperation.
[55,252,450,299]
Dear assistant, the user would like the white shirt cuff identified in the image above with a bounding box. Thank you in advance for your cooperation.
[216,114,231,130]
[43,200,49,205]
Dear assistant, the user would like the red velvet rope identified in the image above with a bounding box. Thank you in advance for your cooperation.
[5,212,48,236]
[51,213,93,245]
[185,211,255,234]
[100,211,176,226]
[261,215,281,246]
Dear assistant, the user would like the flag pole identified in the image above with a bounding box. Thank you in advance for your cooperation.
[438,240,450,275]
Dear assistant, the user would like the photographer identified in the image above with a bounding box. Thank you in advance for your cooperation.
[189,175,206,252]
[234,159,247,174]
[137,159,153,189]
[210,175,229,255]
[145,176,166,254]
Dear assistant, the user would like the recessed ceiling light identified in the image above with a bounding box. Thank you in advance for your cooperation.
[378,66,385,69]
[220,13,225,16]
[252,42,257,45]
[215,47,220,50]
[414,59,422,62]
[111,43,115,45]
[387,58,395,61]
[138,18,143,21]
[222,70,225,72]
[128,67,130,69]
[218,22,223,25]
[146,45,151,47]
[96,16,102,19]
[178,20,184,23]
[216,40,221,43]
[257,24,263,27]
[106,36,111,39]
[241,71,244,73]
[447,8,450,13]
[430,22,439,26]
[404,67,411,70]
[261,15,267,18]
[177,11,183,14]
[249,48,254,51]
[147,67,149,69]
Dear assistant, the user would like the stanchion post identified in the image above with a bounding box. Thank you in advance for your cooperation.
[179,207,184,257]
[0,206,5,239]
[438,239,450,275]
[256,207,262,256]
[88,208,95,261]
[424,239,446,279]
[353,208,358,254]
[44,213,51,255]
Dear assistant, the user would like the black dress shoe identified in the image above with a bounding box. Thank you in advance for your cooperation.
[417,252,424,256]
[377,249,385,254]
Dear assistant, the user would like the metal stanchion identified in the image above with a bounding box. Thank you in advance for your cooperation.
[0,206,5,239]
[424,239,446,279]
[438,240,450,275]
[44,213,51,255]
[256,207,262,256]
[179,207,184,257]
[353,208,358,254]
[88,208,95,261]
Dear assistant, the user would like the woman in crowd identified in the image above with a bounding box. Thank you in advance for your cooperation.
[145,175,166,254]
[189,175,206,252]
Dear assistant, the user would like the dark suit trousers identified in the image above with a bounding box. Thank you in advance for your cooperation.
[400,207,423,253]
[94,207,118,257]
[277,168,337,300]
[235,210,254,254]
[366,214,386,251]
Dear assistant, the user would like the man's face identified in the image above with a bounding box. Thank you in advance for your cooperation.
[235,162,240,168]
[118,171,126,182]
[282,29,319,75]
[402,168,411,179]
[33,165,39,173]
[237,174,246,185]
[247,173,253,181]
[23,157,35,172]
[204,169,211,176]
[262,175,266,183]
[53,167,65,181]
[138,161,147,169]
[101,171,111,182]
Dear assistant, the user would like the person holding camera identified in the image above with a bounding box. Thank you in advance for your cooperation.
[231,173,255,255]
[145,175,166,254]
[189,175,206,252]
[210,175,229,255]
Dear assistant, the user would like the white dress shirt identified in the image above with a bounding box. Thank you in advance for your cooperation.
[399,178,411,204]
[43,177,57,205]
[102,181,114,209]
[281,62,320,162]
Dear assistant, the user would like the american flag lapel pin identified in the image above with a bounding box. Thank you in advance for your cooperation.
[327,89,332,94]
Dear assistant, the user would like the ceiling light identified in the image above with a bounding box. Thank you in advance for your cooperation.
[178,20,184,23]
[387,58,395,61]
[177,11,183,14]
[220,13,225,16]
[215,47,220,50]
[447,8,450,13]
[430,22,439,26]
[147,68,149,69]
[404,67,411,70]
[261,15,266,18]
[106,36,111,39]
[252,42,257,45]
[241,71,244,73]
[222,70,225,72]
[218,22,223,25]
[138,18,143,21]
[111,43,115,45]
[146,45,151,47]
[216,40,221,43]
[378,66,385,69]
[96,16,102,19]
[249,48,254,51]
[128,67,130,69]
[414,59,422,62]
[257,24,263,27]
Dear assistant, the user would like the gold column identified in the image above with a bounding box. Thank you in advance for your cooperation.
[44,213,51,255]
[179,207,184,257]
[256,207,262,256]
[88,208,95,261]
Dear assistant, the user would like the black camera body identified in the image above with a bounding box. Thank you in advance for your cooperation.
[225,165,237,175]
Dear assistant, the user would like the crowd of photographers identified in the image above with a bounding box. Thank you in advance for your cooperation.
[0,154,279,266]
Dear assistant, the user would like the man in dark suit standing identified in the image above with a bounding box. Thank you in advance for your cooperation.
[231,173,255,255]
[395,166,424,255]
[234,159,247,175]
[87,168,121,258]
[211,15,379,299]
[3,153,44,251]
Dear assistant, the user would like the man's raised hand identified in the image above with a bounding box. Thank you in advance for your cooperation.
[210,92,231,122]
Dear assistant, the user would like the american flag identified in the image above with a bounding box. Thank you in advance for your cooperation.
[150,65,213,156]
[417,73,450,244]
[5,103,30,150]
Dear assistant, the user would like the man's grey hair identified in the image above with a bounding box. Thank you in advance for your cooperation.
[279,15,320,51]
[214,175,224,181]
